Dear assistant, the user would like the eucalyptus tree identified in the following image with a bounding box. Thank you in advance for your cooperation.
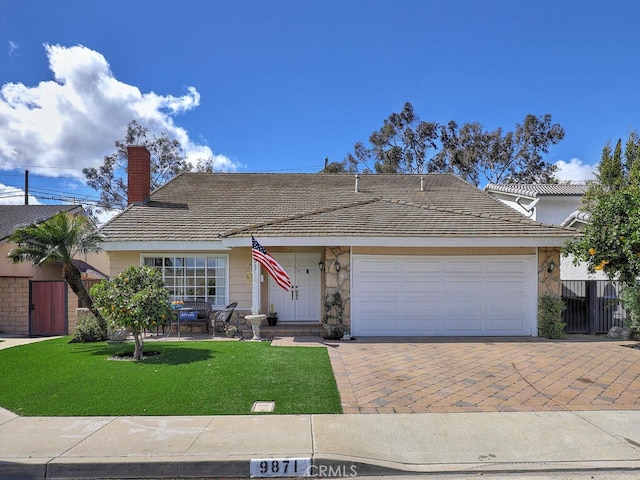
[344,102,565,186]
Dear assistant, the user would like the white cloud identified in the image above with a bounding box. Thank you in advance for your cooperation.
[8,41,19,56]
[555,158,596,183]
[0,183,40,205]
[0,44,239,179]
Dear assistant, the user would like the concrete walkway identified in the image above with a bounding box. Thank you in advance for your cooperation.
[1,335,640,479]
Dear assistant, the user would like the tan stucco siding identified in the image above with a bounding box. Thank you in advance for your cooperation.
[107,251,140,278]
[228,248,252,311]
[83,251,110,278]
[0,242,63,280]
[352,246,536,255]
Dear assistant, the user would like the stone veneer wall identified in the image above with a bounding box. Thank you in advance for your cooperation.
[0,276,30,335]
[323,246,351,330]
[538,247,561,297]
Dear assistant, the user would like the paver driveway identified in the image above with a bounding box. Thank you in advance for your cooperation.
[326,337,640,414]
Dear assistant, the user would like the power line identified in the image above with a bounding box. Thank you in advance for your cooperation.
[2,163,90,171]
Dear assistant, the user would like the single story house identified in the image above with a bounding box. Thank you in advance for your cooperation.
[0,205,108,336]
[100,147,578,337]
[484,183,605,281]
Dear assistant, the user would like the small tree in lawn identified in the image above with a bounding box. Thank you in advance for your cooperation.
[91,265,172,360]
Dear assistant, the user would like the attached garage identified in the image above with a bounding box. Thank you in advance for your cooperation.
[351,255,537,336]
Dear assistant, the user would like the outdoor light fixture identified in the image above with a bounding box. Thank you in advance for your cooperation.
[334,261,341,272]
[318,261,325,271]
[547,261,556,273]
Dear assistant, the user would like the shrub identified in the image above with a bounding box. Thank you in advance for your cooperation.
[322,291,344,339]
[71,313,106,343]
[620,284,640,333]
[538,294,566,339]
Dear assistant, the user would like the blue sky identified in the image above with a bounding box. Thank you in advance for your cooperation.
[1,0,639,214]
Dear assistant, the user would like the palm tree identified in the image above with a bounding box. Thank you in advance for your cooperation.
[7,211,107,337]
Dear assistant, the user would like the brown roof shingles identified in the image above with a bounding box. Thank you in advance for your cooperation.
[101,173,577,242]
[0,205,80,241]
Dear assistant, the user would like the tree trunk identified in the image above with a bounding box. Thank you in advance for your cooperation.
[62,262,107,336]
[133,331,143,361]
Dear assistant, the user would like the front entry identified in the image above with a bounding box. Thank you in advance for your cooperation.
[269,254,321,322]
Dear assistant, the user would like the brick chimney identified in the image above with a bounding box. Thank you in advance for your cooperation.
[127,146,151,205]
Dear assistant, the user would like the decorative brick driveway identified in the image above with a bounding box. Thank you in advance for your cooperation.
[326,337,640,414]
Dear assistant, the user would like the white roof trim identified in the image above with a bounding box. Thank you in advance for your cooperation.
[103,236,574,250]
[240,237,572,248]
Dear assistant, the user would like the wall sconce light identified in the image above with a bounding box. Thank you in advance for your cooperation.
[318,261,325,272]
[334,261,341,272]
[547,261,556,273]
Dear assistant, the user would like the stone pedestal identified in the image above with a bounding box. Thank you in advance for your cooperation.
[245,314,266,341]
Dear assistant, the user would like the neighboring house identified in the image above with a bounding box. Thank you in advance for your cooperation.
[99,147,577,338]
[0,205,108,336]
[484,183,588,225]
[484,183,606,281]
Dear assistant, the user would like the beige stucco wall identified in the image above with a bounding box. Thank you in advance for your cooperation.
[0,241,63,280]
[353,246,537,255]
[107,251,140,277]
[83,251,110,278]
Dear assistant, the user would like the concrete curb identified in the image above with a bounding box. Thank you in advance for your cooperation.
[3,457,640,479]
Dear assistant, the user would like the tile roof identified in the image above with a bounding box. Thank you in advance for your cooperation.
[485,183,589,197]
[101,173,577,242]
[561,209,591,228]
[0,205,80,241]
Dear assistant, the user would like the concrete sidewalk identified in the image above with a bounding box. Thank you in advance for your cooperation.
[1,407,640,479]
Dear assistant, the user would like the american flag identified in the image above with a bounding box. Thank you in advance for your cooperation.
[251,236,292,291]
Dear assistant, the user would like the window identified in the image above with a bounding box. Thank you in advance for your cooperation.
[143,255,227,307]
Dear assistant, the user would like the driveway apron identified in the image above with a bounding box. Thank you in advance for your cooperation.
[326,338,640,414]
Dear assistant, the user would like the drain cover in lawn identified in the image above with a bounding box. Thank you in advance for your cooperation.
[251,401,275,412]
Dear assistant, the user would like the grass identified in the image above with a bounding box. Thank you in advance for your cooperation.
[0,337,342,416]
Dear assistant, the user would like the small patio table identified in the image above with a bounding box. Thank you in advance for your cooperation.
[167,308,196,339]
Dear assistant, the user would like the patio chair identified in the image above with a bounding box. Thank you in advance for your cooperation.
[213,302,238,334]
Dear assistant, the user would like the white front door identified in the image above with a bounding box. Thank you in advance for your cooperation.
[269,253,321,322]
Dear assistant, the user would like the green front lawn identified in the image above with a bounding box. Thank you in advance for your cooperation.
[0,338,342,416]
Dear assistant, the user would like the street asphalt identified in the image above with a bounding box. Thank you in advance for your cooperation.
[1,335,639,479]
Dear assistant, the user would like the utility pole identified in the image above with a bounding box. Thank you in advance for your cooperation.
[24,170,29,205]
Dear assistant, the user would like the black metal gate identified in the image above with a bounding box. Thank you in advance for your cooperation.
[561,280,626,334]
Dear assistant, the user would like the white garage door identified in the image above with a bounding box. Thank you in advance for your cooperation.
[351,255,537,336]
